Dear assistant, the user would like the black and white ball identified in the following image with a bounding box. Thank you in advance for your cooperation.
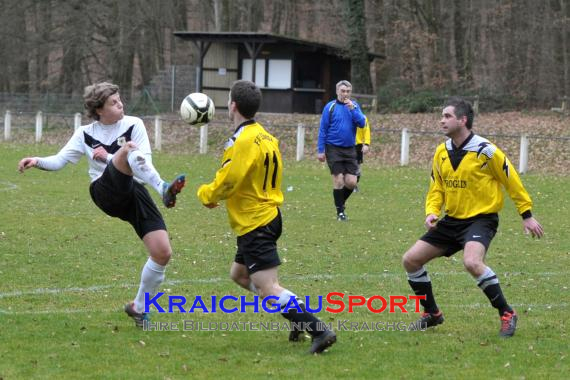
[180,93,215,126]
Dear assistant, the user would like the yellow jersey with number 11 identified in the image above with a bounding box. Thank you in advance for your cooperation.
[197,120,283,236]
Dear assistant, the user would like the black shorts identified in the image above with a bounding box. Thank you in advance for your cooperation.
[355,144,364,164]
[325,144,359,176]
[420,214,499,257]
[89,161,166,239]
[235,209,282,274]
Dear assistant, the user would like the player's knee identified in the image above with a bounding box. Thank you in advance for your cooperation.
[402,253,412,269]
[229,268,248,288]
[111,145,131,165]
[345,177,357,189]
[229,269,241,283]
[463,257,482,275]
[256,284,281,300]
[402,251,421,271]
[152,246,171,265]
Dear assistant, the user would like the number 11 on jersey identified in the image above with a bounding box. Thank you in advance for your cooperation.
[263,151,278,191]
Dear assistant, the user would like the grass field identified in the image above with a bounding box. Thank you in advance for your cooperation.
[0,143,568,379]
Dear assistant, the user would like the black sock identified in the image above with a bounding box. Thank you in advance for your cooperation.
[482,284,511,315]
[333,189,345,214]
[342,186,353,202]
[407,268,439,314]
[281,304,325,337]
[477,267,512,316]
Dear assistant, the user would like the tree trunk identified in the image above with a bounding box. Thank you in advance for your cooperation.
[561,0,569,98]
[344,0,373,94]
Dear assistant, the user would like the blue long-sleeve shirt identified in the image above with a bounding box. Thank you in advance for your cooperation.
[317,99,366,153]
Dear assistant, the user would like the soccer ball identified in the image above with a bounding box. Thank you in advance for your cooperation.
[180,92,215,126]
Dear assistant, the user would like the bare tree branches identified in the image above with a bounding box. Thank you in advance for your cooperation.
[0,0,567,107]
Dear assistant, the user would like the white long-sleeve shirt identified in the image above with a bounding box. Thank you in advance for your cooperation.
[36,115,153,183]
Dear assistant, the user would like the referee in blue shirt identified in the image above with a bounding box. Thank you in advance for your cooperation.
[317,80,366,221]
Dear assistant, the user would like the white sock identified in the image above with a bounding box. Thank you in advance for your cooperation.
[476,266,499,290]
[248,282,259,294]
[127,150,165,196]
[277,289,304,312]
[406,266,431,282]
[134,258,166,313]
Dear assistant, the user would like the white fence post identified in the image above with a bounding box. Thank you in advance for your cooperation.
[4,110,11,141]
[400,128,410,166]
[519,134,529,174]
[35,111,43,143]
[296,123,305,161]
[74,113,82,131]
[154,116,162,151]
[199,124,208,154]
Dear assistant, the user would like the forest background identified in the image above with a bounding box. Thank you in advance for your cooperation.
[0,0,568,113]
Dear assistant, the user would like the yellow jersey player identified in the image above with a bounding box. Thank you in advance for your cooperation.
[197,80,336,354]
[402,97,543,337]
[354,116,371,191]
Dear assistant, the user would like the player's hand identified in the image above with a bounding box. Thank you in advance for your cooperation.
[424,214,439,230]
[124,141,138,150]
[362,144,370,154]
[523,217,544,238]
[92,146,108,162]
[203,203,219,209]
[317,153,326,162]
[18,157,38,173]
[344,99,355,110]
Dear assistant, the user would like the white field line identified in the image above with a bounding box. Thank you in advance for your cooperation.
[0,180,18,191]
[0,272,568,315]
[0,271,567,300]
[0,303,567,315]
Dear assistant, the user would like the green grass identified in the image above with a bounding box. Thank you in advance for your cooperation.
[0,143,568,379]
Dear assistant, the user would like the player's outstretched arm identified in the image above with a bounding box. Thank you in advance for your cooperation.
[523,217,544,238]
[18,157,38,173]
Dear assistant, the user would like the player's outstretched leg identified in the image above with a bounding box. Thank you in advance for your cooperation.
[162,174,186,208]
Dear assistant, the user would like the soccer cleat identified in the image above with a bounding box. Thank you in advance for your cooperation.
[499,310,518,337]
[162,174,186,208]
[310,329,337,354]
[289,321,310,342]
[289,326,304,342]
[124,302,150,328]
[337,212,348,221]
[415,311,444,329]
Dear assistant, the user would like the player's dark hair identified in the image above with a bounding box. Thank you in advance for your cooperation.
[83,82,120,120]
[444,97,474,129]
[230,80,261,119]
